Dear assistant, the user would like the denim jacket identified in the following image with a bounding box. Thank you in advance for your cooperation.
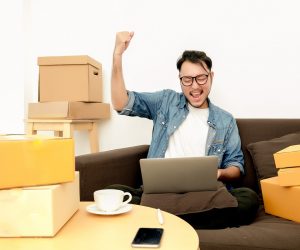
[119,89,244,173]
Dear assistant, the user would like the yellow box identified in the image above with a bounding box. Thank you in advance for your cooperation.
[38,55,102,102]
[0,135,74,189]
[0,172,79,237]
[261,177,300,223]
[278,167,300,186]
[273,145,300,168]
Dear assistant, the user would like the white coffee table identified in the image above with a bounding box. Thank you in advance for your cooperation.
[0,202,200,250]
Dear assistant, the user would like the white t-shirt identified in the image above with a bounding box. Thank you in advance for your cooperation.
[165,104,209,158]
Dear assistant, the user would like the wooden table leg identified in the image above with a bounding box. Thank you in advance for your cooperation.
[89,122,99,153]
[54,131,63,137]
[63,123,72,138]
[26,122,37,135]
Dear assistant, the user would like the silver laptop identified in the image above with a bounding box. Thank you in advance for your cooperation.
[140,156,219,194]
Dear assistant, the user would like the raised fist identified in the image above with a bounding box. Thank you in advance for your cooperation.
[113,31,134,56]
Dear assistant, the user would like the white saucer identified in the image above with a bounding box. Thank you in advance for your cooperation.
[86,203,133,215]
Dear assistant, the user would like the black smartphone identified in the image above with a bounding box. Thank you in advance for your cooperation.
[131,227,164,248]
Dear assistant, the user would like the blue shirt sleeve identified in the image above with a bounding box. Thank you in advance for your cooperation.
[118,90,166,120]
[222,118,245,174]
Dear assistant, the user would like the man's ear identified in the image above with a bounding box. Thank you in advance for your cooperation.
[210,71,214,79]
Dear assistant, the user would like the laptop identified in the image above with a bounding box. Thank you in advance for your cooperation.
[140,156,219,194]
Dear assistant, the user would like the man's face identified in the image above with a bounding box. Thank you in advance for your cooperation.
[179,61,213,108]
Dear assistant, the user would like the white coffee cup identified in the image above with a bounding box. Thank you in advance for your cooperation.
[94,189,132,212]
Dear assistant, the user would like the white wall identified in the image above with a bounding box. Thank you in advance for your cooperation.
[6,0,300,154]
[0,0,24,134]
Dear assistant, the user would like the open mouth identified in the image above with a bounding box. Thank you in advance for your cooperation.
[190,90,203,101]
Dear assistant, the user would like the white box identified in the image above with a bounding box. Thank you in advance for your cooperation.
[0,172,80,237]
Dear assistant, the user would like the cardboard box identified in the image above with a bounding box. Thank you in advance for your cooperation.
[0,135,74,189]
[278,167,300,186]
[28,101,110,119]
[38,55,102,102]
[273,145,300,168]
[0,172,79,237]
[261,177,300,223]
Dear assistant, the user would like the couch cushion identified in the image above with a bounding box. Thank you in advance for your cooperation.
[198,206,300,250]
[140,182,237,215]
[236,119,300,193]
[247,132,300,182]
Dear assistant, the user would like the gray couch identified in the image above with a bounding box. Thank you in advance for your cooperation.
[75,119,300,250]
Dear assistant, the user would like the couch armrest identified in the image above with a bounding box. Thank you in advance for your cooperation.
[75,145,149,201]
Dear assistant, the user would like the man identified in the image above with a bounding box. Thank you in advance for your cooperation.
[111,31,259,229]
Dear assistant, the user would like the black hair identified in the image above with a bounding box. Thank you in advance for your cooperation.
[176,50,212,72]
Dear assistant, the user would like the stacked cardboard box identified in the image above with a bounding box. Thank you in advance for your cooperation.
[273,145,300,186]
[28,55,110,119]
[0,135,80,237]
[261,145,300,223]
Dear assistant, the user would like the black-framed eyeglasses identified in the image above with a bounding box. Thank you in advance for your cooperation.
[179,73,209,86]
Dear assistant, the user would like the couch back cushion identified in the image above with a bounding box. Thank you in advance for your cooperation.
[247,132,300,181]
[236,119,300,193]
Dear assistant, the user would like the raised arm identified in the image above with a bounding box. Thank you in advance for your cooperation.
[111,31,134,111]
